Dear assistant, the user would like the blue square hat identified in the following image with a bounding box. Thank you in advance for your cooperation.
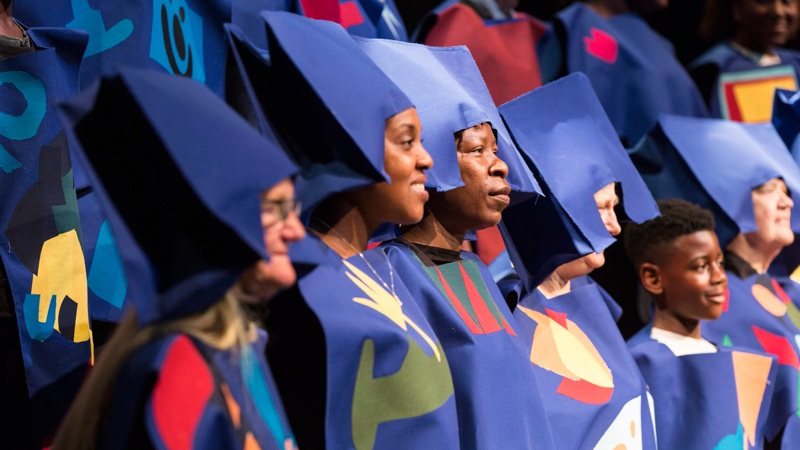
[255,11,415,218]
[498,72,659,290]
[58,68,297,325]
[630,114,800,247]
[356,37,541,200]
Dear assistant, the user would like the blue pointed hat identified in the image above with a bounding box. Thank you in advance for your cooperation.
[630,114,800,247]
[772,89,800,163]
[356,37,541,199]
[59,68,297,325]
[257,11,414,218]
[498,72,659,290]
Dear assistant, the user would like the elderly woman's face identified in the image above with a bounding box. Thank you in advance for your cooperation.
[734,0,798,50]
[260,178,306,289]
[749,177,794,251]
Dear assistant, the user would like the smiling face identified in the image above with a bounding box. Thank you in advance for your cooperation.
[747,177,795,253]
[733,0,798,52]
[427,122,511,234]
[259,178,306,290]
[656,230,728,322]
[352,107,432,228]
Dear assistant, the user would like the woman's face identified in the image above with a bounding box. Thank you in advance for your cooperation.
[748,177,794,252]
[259,178,306,289]
[428,122,511,234]
[733,0,798,51]
[359,107,433,227]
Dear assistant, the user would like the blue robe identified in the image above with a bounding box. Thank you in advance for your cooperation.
[690,42,800,121]
[514,276,657,449]
[265,237,459,450]
[104,332,296,449]
[703,271,800,446]
[539,3,707,146]
[628,325,778,449]
[381,240,556,449]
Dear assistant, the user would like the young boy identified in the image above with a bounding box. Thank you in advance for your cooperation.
[626,199,778,449]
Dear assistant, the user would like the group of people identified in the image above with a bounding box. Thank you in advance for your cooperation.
[5,0,800,449]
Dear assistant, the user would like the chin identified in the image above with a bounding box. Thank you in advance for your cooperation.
[264,262,298,290]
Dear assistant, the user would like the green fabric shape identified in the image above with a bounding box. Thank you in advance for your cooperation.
[51,169,82,243]
[713,422,744,450]
[351,336,454,450]
[787,302,800,331]
[722,335,733,347]
[460,260,507,327]
[436,261,478,323]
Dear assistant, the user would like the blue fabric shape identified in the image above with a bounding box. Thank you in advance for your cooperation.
[499,73,659,290]
[23,294,56,341]
[356,37,540,199]
[241,345,293,447]
[149,0,205,83]
[67,0,134,57]
[0,143,20,173]
[772,88,800,165]
[59,68,297,325]
[87,220,127,309]
[342,0,408,41]
[0,70,45,140]
[714,423,744,450]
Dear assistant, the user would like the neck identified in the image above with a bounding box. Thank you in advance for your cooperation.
[310,197,372,259]
[652,308,702,339]
[726,234,779,274]
[583,0,628,17]
[0,4,21,39]
[731,35,774,57]
[400,208,465,252]
[537,271,572,299]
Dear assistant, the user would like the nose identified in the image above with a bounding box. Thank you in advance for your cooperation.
[779,190,794,209]
[489,154,509,179]
[602,208,622,236]
[710,260,727,285]
[417,144,433,171]
[281,210,306,243]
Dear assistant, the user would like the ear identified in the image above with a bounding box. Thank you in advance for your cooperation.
[639,263,663,296]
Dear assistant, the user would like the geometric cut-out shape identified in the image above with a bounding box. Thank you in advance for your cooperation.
[240,346,294,449]
[593,396,643,449]
[220,383,241,429]
[87,220,128,308]
[22,293,55,341]
[751,325,800,369]
[752,284,787,317]
[732,351,772,447]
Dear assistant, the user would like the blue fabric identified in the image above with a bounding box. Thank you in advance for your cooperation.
[290,240,460,449]
[498,73,659,290]
[628,328,779,449]
[703,272,800,442]
[515,277,656,449]
[356,37,540,199]
[544,3,708,146]
[382,241,556,449]
[772,89,800,165]
[340,0,408,41]
[691,42,800,120]
[258,12,414,218]
[59,68,297,326]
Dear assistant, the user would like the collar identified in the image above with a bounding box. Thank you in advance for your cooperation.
[724,250,758,279]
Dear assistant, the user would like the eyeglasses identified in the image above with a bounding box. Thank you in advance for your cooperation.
[261,199,302,224]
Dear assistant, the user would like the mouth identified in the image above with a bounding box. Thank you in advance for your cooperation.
[410,179,429,201]
[706,292,727,304]
[489,186,512,205]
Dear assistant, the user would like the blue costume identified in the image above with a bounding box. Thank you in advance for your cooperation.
[60,68,299,448]
[499,73,660,449]
[235,13,459,449]
[358,37,555,449]
[539,2,707,146]
[629,325,778,449]
[690,43,800,122]
[630,114,800,447]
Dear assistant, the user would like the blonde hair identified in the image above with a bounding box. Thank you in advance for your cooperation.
[53,293,253,450]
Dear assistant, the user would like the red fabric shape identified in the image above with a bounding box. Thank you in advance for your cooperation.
[151,335,215,450]
[298,0,341,22]
[544,308,568,329]
[435,266,484,334]
[474,226,506,266]
[339,1,365,28]
[424,4,545,105]
[722,81,743,121]
[556,377,613,405]
[772,279,792,305]
[583,28,618,64]
[499,314,517,336]
[751,325,800,369]
[459,262,502,334]
[722,288,730,312]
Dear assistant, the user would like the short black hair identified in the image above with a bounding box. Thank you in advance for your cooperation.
[624,198,716,268]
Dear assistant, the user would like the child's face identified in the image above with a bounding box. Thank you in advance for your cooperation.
[659,230,728,321]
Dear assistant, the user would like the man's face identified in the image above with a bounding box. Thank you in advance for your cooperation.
[658,230,728,321]
[428,122,511,234]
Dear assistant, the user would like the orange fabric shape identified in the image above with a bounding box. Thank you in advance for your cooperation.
[719,66,797,123]
[732,351,773,448]
[423,4,546,106]
[556,377,614,405]
[151,336,215,450]
[751,325,800,369]
[751,283,788,317]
